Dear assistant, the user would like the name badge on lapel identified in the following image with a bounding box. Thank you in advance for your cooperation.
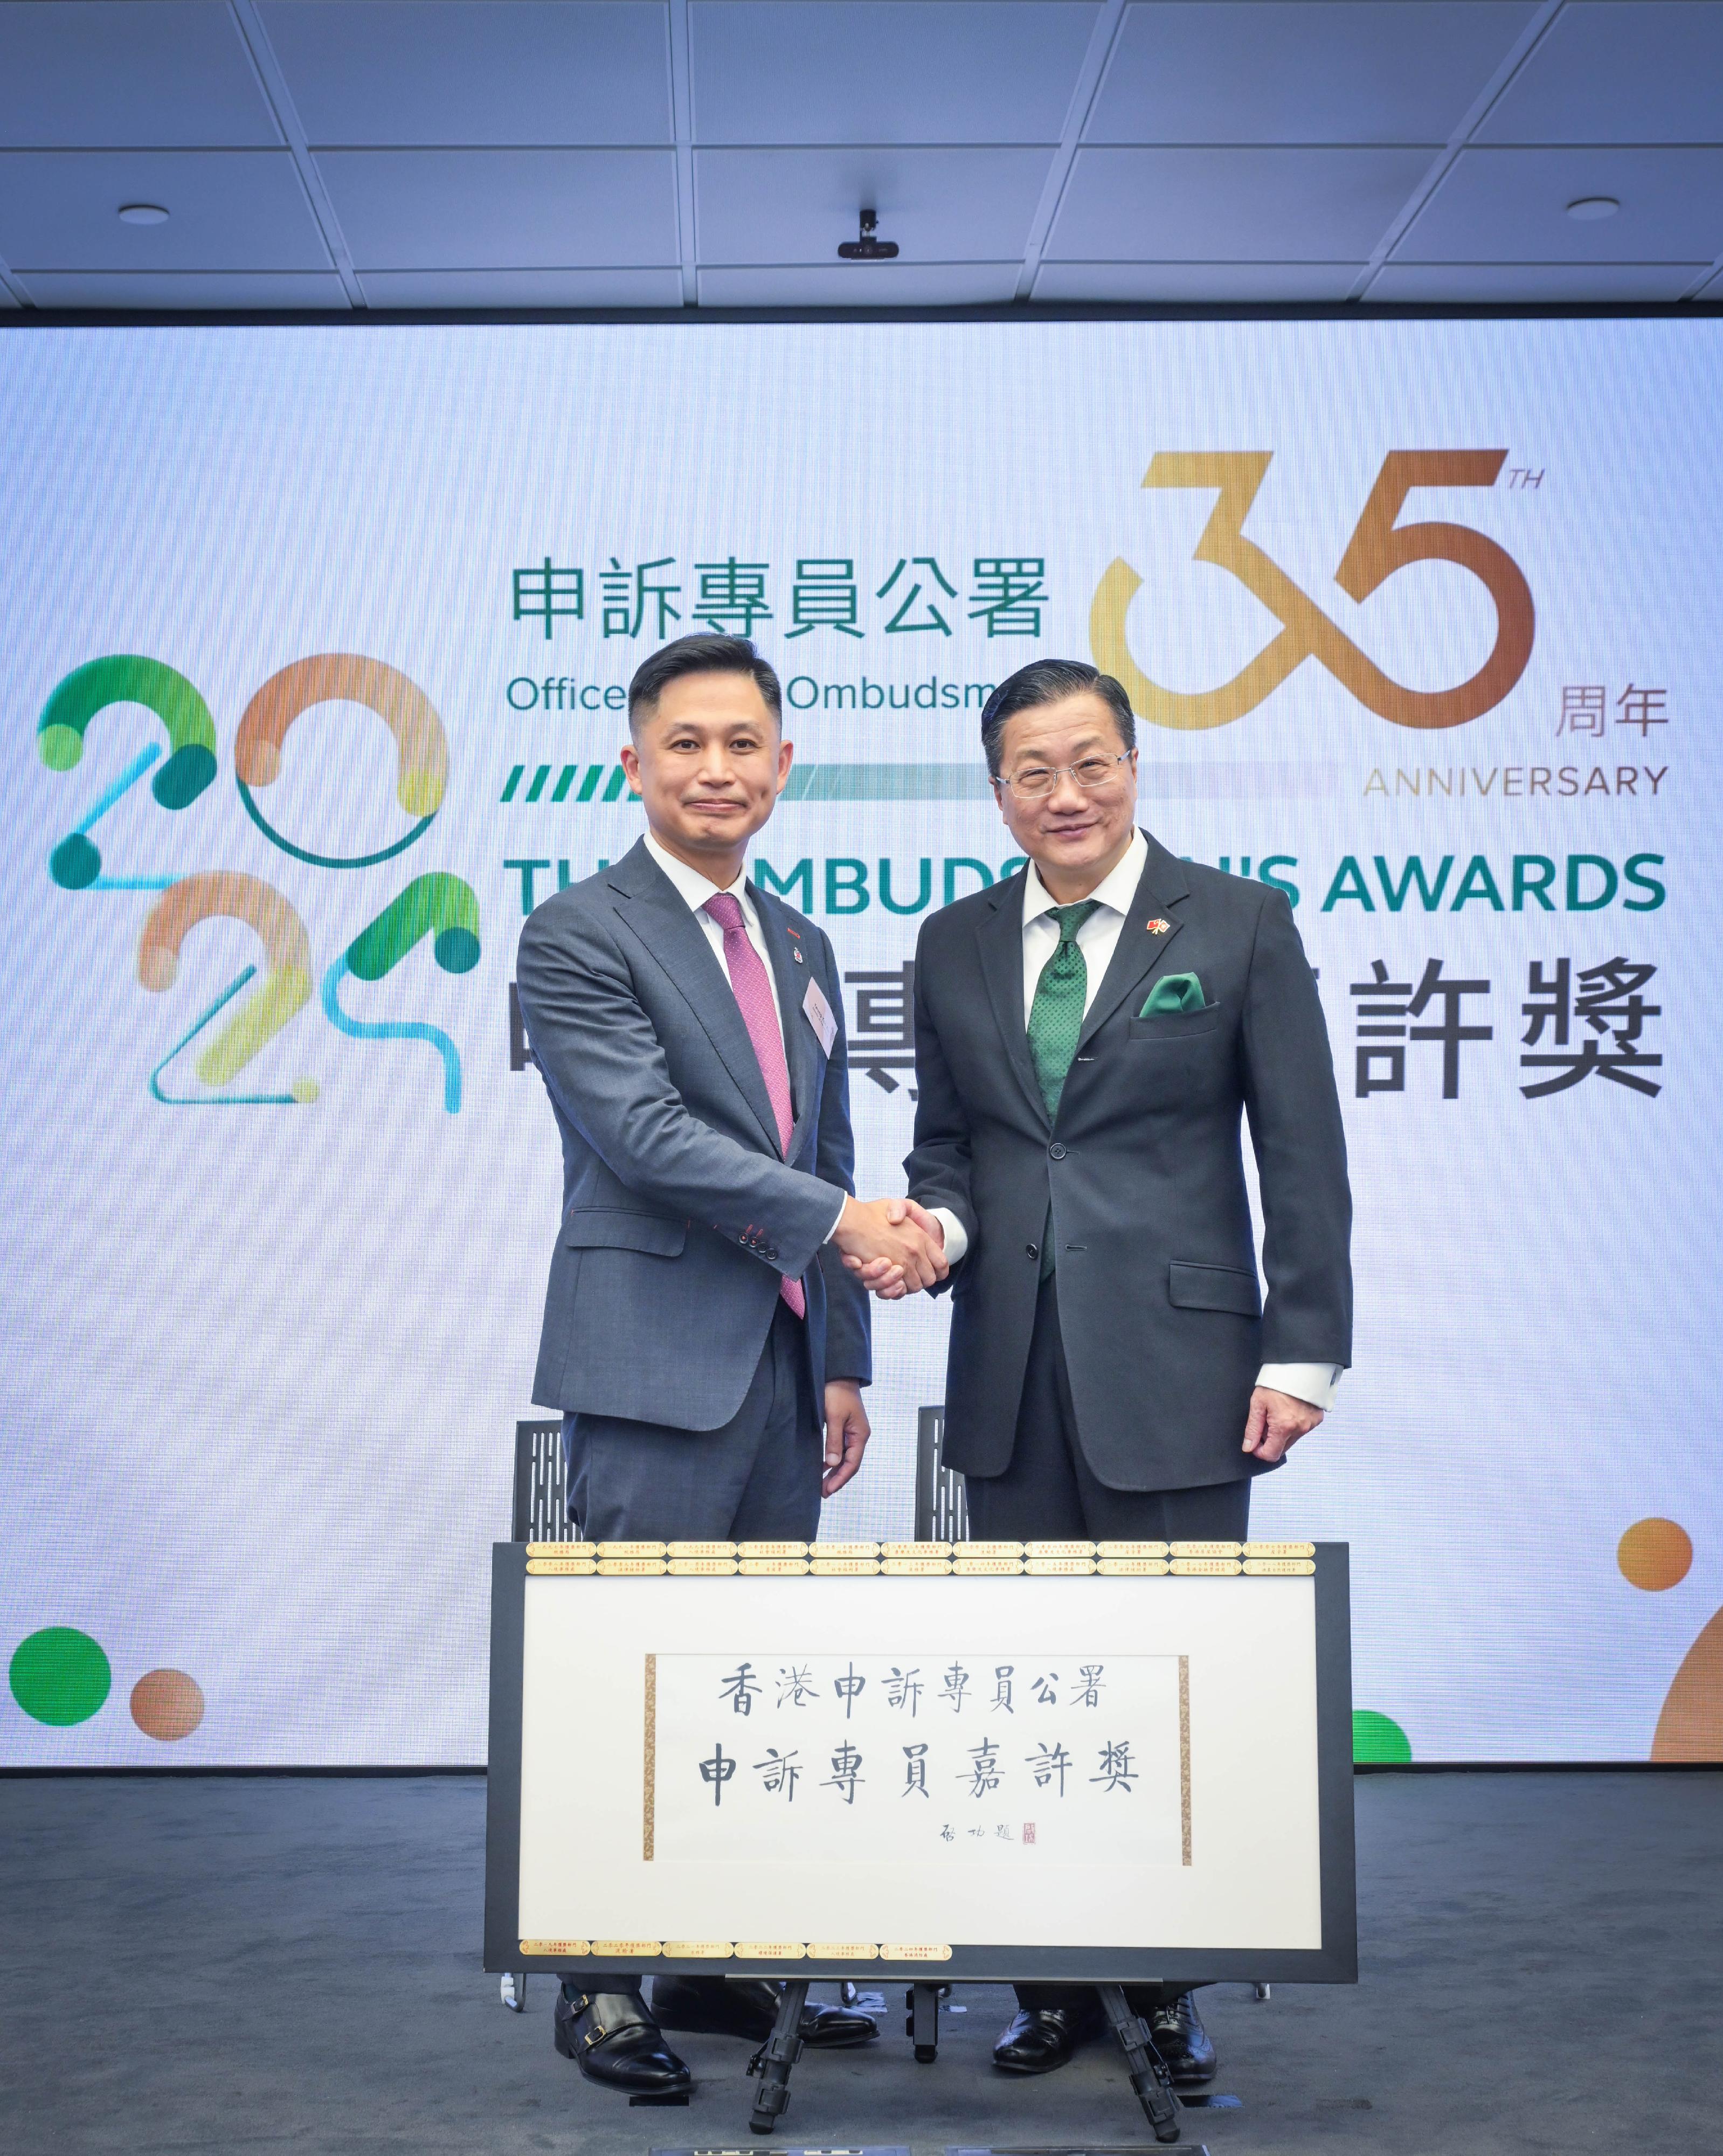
[802,977,838,1056]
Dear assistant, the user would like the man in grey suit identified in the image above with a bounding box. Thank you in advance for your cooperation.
[515,633,946,2096]
[893,658,1351,2085]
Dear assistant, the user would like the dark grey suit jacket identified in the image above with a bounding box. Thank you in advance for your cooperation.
[905,830,1351,1492]
[515,838,870,1431]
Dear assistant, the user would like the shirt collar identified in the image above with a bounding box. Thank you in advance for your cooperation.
[644,830,754,922]
[1022,827,1147,928]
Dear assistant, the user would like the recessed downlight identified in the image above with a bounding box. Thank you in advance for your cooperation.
[1566,196,1620,222]
[117,203,169,226]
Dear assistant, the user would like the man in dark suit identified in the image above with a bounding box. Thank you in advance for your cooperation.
[896,657,1351,2083]
[516,634,947,2096]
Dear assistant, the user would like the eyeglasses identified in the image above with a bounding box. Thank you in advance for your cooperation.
[996,750,1135,800]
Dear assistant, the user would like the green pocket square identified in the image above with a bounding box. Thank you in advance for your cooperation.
[1140,972,1207,1015]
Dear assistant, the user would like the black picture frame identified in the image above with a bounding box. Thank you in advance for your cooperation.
[483,1542,1357,1986]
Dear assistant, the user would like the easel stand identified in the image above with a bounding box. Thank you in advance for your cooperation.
[746,1979,809,2133]
[1096,1982,1182,2142]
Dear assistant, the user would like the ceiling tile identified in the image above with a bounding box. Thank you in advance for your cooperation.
[695,146,1053,262]
[0,151,331,270]
[1032,260,1362,300]
[1394,147,1723,261]
[1477,2,1723,144]
[1364,261,1707,301]
[258,2,673,148]
[696,261,1019,305]
[0,2,281,148]
[314,149,680,268]
[1087,2,1536,145]
[1048,146,1434,260]
[691,2,1098,144]
[15,270,350,308]
[357,267,684,308]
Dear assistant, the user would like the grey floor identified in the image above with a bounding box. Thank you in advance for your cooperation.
[1,1771,1718,2156]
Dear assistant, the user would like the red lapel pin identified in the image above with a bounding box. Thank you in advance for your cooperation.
[1146,917,1172,935]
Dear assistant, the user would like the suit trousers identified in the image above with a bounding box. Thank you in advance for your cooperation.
[966,1274,1250,2020]
[559,1298,821,1996]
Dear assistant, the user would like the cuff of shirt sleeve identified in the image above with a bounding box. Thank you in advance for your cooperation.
[1256,1362,1341,1412]
[928,1207,968,1264]
[822,1192,850,1244]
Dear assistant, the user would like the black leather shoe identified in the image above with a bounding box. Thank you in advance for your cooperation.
[652,1976,878,2048]
[553,1988,693,2094]
[992,2002,1103,2075]
[1148,1992,1217,2086]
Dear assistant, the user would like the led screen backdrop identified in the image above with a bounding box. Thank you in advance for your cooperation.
[2,319,1719,1765]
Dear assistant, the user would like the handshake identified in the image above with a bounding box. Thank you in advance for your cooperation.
[833,1194,950,1300]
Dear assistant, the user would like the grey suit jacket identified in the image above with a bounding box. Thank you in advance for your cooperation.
[515,837,871,1430]
[905,830,1351,1492]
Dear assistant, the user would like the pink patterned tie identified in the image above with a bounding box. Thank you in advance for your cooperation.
[703,893,805,1318]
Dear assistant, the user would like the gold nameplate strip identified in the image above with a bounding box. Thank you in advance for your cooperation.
[597,1558,667,1575]
[666,1540,737,1558]
[1097,1558,1169,1577]
[880,1542,952,1559]
[598,1541,667,1559]
[1243,1557,1316,1575]
[737,1540,808,1558]
[1243,1540,1317,1559]
[662,1940,733,1958]
[735,1941,806,1960]
[1025,1557,1096,1576]
[1023,1540,1097,1558]
[520,1938,590,1956]
[809,1558,881,1576]
[525,1542,595,1560]
[738,1558,809,1576]
[960,1540,1026,1558]
[1170,1540,1243,1558]
[590,1938,663,1957]
[952,1557,1023,1575]
[807,1942,880,1960]
[1170,1557,1242,1576]
[881,1943,953,1961]
[811,1542,881,1558]
[881,1558,952,1577]
[1096,1540,1170,1559]
[667,1558,738,1576]
[526,1557,597,1575]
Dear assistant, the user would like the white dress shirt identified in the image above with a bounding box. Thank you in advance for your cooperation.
[643,833,848,1243]
[929,830,1340,1413]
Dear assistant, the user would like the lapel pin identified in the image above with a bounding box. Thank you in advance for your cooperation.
[792,946,804,964]
[1146,917,1172,935]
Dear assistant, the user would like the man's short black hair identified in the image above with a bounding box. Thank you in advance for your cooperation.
[628,633,783,736]
[979,659,1136,777]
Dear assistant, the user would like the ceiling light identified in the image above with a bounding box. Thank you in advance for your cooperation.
[1566,196,1620,221]
[838,209,898,262]
[117,203,169,226]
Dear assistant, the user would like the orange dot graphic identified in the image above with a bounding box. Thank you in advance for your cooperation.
[1617,1518,1693,1592]
[129,1669,205,1742]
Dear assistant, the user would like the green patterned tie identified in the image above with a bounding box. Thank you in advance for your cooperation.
[1028,900,1100,1279]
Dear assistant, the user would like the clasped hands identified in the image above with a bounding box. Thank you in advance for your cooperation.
[834,1194,948,1299]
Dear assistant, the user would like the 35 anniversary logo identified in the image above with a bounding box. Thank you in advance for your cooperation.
[1091,451,1536,731]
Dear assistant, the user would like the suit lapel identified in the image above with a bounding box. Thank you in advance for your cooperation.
[976,870,1050,1129]
[752,884,816,1163]
[1076,831,1193,1051]
[606,841,783,1156]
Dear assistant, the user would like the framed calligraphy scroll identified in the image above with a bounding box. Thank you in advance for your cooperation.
[483,1543,1356,1986]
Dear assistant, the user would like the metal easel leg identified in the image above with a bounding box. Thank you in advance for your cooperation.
[747,1979,809,2134]
[1096,1982,1181,2143]
[911,1980,940,2062]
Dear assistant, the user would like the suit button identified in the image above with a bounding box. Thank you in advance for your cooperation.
[1026,1243,1039,1259]
[1048,1142,1067,1160]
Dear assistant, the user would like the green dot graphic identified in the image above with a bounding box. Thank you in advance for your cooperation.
[1352,1709,1413,1764]
[9,1627,112,1725]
